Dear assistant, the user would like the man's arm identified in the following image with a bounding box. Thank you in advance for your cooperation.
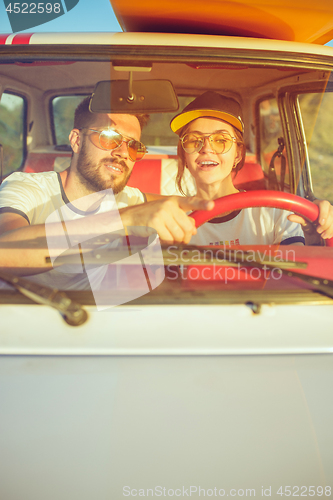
[0,212,54,274]
[144,193,165,202]
[0,212,30,234]
[120,195,214,244]
[0,197,214,275]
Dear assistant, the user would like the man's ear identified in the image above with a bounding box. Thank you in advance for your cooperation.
[69,129,81,153]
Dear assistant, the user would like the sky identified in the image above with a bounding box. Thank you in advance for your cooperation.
[0,0,332,47]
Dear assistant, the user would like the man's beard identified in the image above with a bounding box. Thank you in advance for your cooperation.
[75,140,132,194]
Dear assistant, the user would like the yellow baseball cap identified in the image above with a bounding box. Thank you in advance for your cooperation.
[170,91,244,134]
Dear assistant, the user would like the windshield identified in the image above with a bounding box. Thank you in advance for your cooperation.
[1,50,333,310]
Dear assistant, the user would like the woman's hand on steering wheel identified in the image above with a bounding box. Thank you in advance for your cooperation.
[288,199,333,243]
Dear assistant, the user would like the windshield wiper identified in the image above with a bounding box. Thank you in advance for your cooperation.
[0,271,88,326]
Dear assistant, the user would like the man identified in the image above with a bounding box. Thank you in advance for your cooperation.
[0,96,212,283]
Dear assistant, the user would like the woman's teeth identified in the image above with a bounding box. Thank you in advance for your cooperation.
[199,161,218,166]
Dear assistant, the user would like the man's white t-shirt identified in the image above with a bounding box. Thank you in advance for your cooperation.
[190,206,305,246]
[0,171,145,225]
[0,171,146,290]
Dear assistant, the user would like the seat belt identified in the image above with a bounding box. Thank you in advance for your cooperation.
[268,137,286,191]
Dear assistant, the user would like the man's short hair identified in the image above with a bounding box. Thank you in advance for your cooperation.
[74,96,149,130]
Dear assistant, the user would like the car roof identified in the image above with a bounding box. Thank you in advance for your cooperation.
[1,31,333,58]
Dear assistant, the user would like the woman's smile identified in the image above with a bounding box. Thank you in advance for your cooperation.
[196,159,219,170]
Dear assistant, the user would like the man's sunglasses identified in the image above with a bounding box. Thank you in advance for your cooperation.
[181,132,237,155]
[83,128,147,161]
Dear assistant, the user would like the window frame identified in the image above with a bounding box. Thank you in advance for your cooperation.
[0,90,27,177]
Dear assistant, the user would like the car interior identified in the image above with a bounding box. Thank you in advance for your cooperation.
[2,58,326,195]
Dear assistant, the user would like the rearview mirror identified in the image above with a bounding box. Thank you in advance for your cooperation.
[90,80,179,113]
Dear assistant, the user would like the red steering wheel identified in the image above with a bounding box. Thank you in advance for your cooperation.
[190,190,333,247]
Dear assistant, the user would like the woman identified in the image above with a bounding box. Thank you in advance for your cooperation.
[170,91,332,246]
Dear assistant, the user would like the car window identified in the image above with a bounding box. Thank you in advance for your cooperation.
[298,92,333,204]
[140,96,194,147]
[52,95,89,146]
[0,92,26,176]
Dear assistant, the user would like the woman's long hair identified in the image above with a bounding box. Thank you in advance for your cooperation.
[176,124,246,196]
